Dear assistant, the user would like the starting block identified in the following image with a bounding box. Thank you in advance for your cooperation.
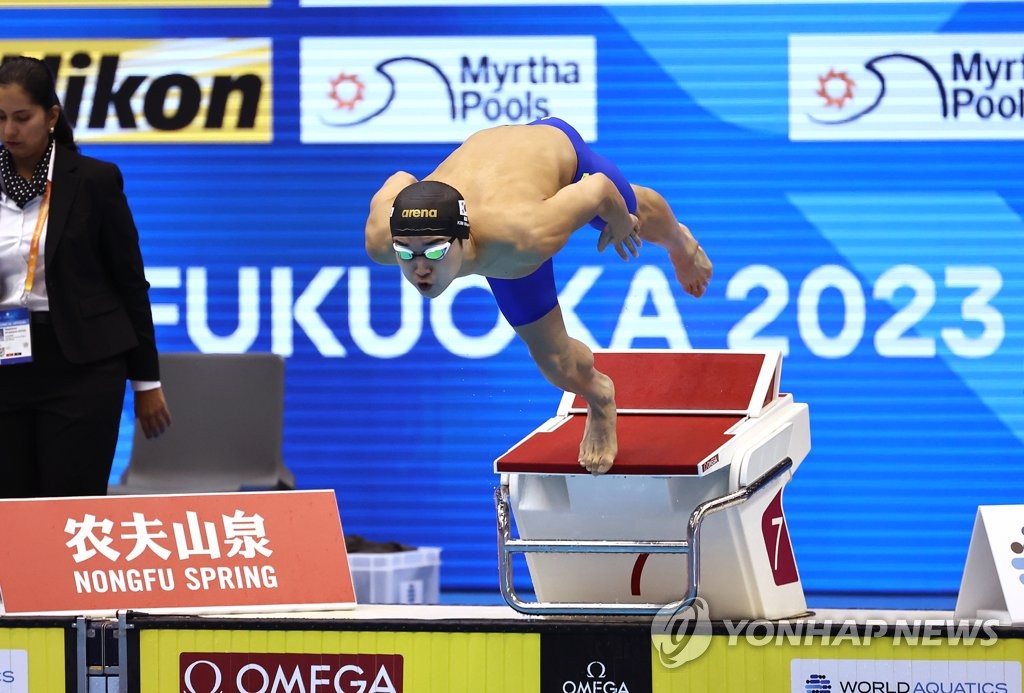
[493,349,811,619]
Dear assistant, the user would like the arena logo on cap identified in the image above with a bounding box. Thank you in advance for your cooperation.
[299,36,596,143]
[0,39,272,143]
[789,33,1024,141]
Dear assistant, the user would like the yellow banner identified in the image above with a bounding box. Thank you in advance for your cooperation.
[0,39,272,143]
[0,627,67,692]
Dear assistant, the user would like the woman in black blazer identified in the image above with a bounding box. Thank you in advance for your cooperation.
[0,56,171,497]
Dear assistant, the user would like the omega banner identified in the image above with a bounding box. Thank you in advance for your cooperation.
[0,490,355,615]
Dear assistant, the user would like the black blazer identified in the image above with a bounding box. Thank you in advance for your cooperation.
[42,145,159,381]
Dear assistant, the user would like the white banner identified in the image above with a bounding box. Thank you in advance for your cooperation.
[300,36,596,143]
[792,659,1022,693]
[790,34,1024,141]
[0,651,27,693]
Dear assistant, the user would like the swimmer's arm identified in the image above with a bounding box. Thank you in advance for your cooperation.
[365,171,419,265]
[529,173,636,257]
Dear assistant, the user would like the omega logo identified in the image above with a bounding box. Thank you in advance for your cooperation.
[561,659,631,693]
[181,654,401,693]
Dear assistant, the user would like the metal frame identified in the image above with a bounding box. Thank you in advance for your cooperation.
[74,613,131,692]
[495,457,794,615]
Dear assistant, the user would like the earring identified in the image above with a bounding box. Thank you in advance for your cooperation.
[49,127,54,134]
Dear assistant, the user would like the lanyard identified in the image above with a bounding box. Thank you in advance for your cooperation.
[20,180,52,305]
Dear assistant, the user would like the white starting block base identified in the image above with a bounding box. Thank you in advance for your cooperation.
[495,350,812,620]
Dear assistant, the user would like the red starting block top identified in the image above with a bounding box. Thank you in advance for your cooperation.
[568,351,777,414]
[494,413,741,475]
[495,350,784,476]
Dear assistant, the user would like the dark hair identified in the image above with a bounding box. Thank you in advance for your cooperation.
[0,56,78,152]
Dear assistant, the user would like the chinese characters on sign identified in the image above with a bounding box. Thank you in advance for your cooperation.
[0,491,354,614]
[66,509,276,594]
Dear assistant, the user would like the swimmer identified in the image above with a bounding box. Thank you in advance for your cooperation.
[365,117,712,474]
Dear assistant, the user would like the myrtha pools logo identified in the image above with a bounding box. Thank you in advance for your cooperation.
[789,33,1024,140]
[299,36,596,143]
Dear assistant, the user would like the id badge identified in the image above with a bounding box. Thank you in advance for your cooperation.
[0,307,33,365]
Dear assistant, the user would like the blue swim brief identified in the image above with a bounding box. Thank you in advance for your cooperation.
[486,117,637,328]
[528,116,638,231]
[487,258,558,328]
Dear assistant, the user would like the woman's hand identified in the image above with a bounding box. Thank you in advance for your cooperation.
[135,387,172,439]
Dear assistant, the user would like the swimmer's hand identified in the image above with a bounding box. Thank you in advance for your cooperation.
[597,214,642,261]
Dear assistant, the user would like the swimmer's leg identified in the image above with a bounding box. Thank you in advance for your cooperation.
[512,305,617,475]
[632,185,713,298]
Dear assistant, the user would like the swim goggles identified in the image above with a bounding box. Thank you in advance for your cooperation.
[393,238,454,261]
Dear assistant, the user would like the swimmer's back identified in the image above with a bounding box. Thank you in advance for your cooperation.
[427,125,578,207]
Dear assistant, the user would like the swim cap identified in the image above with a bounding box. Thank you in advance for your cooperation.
[390,181,470,239]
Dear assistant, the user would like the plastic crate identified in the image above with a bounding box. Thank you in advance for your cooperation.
[348,547,442,604]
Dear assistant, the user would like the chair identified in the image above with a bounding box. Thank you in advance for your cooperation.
[108,352,296,495]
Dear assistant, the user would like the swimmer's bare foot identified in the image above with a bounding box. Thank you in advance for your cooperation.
[579,373,617,474]
[668,224,712,298]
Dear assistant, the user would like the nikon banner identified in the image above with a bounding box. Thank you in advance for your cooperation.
[0,40,272,143]
[1,0,266,6]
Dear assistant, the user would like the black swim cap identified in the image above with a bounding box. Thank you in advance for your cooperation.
[390,181,470,239]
